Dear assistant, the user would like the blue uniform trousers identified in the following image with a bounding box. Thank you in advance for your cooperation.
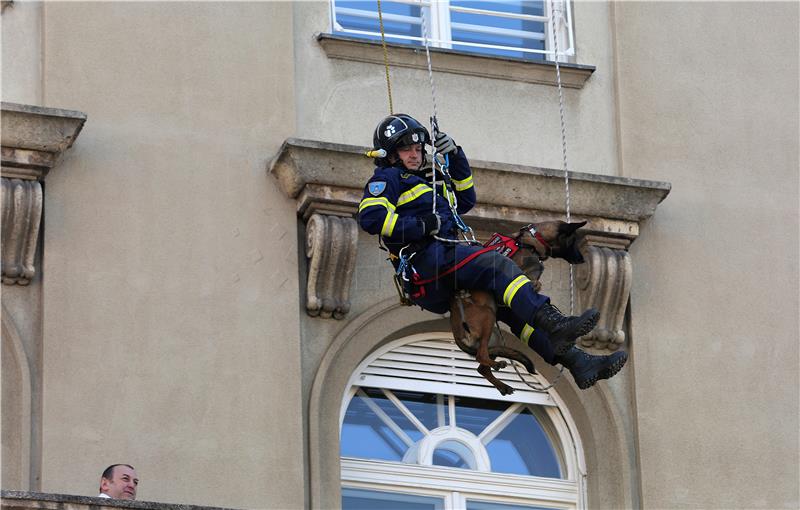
[404,240,554,363]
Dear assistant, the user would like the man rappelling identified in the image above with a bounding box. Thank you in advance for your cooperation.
[358,113,627,390]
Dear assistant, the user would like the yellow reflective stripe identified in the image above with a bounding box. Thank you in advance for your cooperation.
[503,275,531,307]
[397,184,432,206]
[520,324,535,344]
[453,174,474,191]
[382,211,398,237]
[358,196,396,213]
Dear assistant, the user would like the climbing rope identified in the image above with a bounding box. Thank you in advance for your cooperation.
[550,1,575,315]
[420,2,475,244]
[505,2,575,392]
[376,0,394,115]
[419,4,440,123]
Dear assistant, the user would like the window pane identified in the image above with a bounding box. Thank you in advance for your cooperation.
[450,0,546,60]
[393,389,443,431]
[335,0,422,45]
[343,488,444,510]
[432,439,475,469]
[341,387,426,461]
[486,408,561,478]
[341,391,409,461]
[453,395,509,435]
[467,499,559,510]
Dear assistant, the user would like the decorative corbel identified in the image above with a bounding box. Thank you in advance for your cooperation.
[1,102,86,285]
[1,179,42,285]
[305,213,359,319]
[575,235,633,351]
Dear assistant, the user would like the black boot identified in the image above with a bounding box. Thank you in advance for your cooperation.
[555,346,628,390]
[532,303,599,356]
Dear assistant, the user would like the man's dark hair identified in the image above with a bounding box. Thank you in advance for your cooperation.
[101,464,135,480]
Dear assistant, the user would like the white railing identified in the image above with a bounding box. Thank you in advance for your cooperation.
[331,0,574,61]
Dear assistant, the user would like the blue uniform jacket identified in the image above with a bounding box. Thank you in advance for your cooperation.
[357,147,476,256]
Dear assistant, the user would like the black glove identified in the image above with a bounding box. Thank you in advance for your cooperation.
[434,132,457,155]
[420,213,441,236]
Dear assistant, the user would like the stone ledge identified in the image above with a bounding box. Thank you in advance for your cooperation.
[1,491,239,510]
[317,33,595,89]
[1,102,87,180]
[268,137,671,239]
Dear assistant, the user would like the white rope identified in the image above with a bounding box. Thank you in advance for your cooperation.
[419,1,440,216]
[550,1,575,315]
[418,1,439,123]
[419,1,475,245]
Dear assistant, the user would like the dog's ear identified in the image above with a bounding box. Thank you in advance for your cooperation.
[559,220,587,235]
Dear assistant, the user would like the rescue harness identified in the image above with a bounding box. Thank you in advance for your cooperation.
[393,225,552,304]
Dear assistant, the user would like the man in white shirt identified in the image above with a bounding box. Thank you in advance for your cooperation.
[97,464,138,500]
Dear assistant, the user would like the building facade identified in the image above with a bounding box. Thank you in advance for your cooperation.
[2,1,798,509]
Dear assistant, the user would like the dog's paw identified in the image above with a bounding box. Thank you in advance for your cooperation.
[498,384,515,396]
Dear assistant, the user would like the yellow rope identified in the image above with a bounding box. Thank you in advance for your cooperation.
[376,0,394,115]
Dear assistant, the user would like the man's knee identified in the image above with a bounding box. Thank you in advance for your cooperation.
[472,250,520,280]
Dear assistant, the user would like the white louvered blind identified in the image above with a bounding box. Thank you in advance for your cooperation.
[330,0,575,62]
[353,336,556,406]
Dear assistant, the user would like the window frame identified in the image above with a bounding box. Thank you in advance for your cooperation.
[340,333,587,510]
[329,0,576,62]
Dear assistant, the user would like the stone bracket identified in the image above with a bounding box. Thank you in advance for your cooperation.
[576,235,633,351]
[1,179,43,285]
[305,214,359,319]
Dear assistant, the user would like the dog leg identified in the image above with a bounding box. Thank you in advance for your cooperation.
[478,364,514,395]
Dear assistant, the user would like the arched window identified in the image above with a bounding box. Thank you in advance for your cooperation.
[340,333,585,509]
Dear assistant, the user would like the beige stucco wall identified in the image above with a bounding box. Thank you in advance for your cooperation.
[16,3,302,508]
[615,2,799,508]
[2,1,797,509]
[1,1,43,105]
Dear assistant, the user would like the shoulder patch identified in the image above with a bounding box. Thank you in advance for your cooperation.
[368,181,387,196]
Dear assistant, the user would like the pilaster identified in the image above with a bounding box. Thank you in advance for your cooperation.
[0,102,86,490]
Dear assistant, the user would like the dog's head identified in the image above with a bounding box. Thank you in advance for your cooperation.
[521,220,587,264]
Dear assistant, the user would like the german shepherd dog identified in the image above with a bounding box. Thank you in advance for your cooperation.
[449,220,587,395]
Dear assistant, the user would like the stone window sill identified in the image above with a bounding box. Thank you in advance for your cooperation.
[317,33,595,89]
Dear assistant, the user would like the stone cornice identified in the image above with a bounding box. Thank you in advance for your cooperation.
[1,102,87,180]
[317,33,595,89]
[268,137,671,239]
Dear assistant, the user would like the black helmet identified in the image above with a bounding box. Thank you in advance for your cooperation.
[372,114,431,167]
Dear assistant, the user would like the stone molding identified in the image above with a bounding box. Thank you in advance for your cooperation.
[1,102,87,284]
[317,33,595,89]
[305,213,359,319]
[0,491,238,510]
[269,138,670,333]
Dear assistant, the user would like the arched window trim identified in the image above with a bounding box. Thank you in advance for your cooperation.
[340,331,588,509]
